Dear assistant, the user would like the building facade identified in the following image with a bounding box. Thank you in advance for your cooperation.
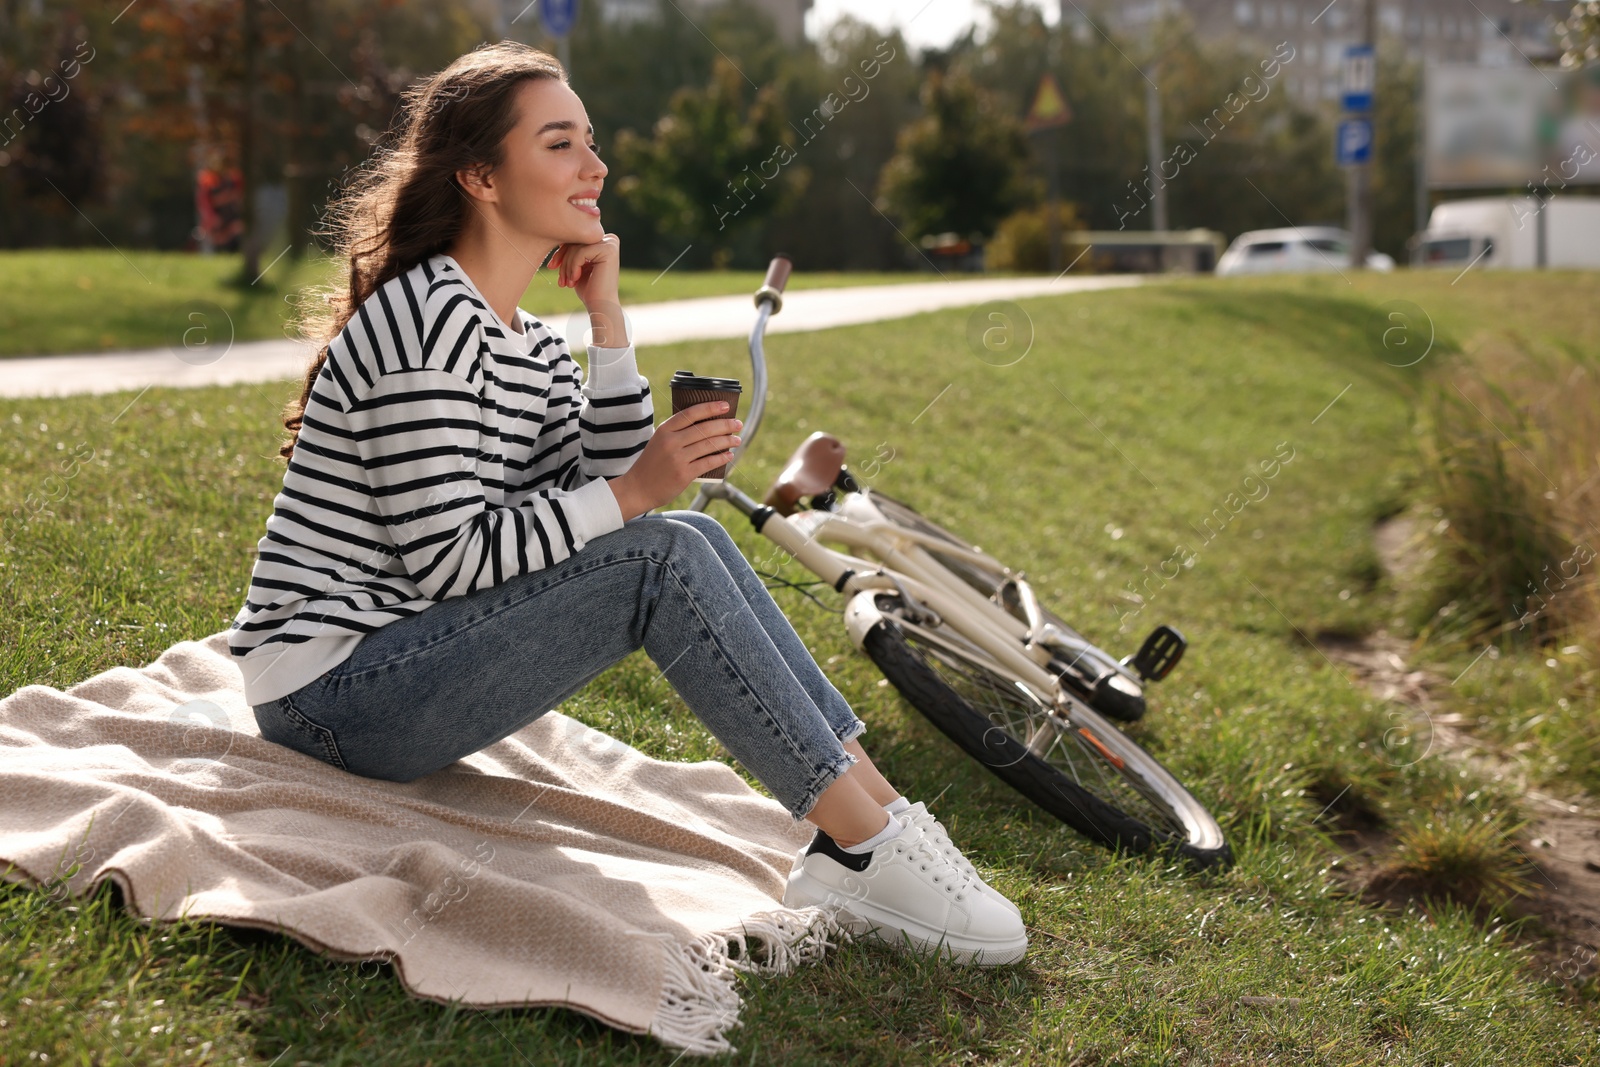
[1070,0,1563,107]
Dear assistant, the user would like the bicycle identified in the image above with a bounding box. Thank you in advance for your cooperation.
[684,256,1232,870]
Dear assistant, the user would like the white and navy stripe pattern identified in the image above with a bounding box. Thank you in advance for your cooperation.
[229,252,653,707]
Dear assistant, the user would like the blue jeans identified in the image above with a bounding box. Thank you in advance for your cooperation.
[250,509,867,820]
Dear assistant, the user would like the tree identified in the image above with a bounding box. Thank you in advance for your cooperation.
[0,0,490,252]
[876,66,1034,244]
[5,29,102,208]
[1518,0,1600,68]
[1151,34,1345,242]
[766,18,921,271]
[1370,49,1422,261]
[612,56,807,269]
[938,1,1146,231]
[943,2,1365,243]
[0,9,112,247]
[567,0,797,269]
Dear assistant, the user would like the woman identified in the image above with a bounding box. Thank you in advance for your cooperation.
[230,41,1025,966]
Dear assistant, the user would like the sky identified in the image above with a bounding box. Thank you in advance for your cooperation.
[804,0,1058,55]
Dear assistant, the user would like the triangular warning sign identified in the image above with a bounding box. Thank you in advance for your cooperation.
[1026,73,1072,130]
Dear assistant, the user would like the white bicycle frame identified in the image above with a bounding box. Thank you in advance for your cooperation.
[681,280,1224,847]
[693,425,1224,813]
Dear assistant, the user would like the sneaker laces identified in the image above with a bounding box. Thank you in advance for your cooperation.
[906,805,982,883]
[899,821,979,894]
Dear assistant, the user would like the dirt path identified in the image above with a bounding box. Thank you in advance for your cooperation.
[1314,515,1600,992]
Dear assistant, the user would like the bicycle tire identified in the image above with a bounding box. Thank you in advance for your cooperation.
[859,591,1231,869]
[859,486,1149,723]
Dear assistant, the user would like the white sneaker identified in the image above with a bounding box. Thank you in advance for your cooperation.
[783,814,1028,966]
[902,801,1022,917]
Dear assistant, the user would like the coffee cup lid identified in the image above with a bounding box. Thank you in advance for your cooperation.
[670,369,742,391]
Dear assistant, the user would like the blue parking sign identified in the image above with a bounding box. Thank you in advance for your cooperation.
[541,0,577,37]
[1336,118,1372,166]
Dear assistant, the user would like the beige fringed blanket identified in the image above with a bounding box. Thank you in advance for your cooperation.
[0,630,847,1055]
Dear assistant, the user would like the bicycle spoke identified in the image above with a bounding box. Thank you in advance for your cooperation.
[902,624,1188,842]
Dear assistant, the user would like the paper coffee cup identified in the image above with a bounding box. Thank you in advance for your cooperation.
[669,369,743,482]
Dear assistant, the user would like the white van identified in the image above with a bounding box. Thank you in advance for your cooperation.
[1416,196,1600,269]
[1215,226,1395,275]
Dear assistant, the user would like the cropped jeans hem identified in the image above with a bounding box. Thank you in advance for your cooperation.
[792,748,861,825]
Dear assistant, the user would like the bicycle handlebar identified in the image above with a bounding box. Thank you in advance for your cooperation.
[754,254,792,314]
[689,254,789,514]
[763,255,792,293]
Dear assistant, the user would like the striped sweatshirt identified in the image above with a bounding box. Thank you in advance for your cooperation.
[229,252,655,707]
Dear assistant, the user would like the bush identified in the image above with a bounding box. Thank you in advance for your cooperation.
[1413,341,1599,649]
[876,67,1035,244]
[985,202,1088,273]
[1365,803,1535,915]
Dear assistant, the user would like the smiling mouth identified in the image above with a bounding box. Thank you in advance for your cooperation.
[569,197,600,216]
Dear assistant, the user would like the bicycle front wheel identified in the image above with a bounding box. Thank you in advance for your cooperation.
[858,591,1231,869]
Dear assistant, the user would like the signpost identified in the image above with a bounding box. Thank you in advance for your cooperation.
[1025,73,1072,273]
[1143,67,1167,233]
[1340,3,1377,269]
[541,0,577,72]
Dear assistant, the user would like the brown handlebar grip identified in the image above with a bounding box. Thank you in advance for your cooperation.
[763,256,792,294]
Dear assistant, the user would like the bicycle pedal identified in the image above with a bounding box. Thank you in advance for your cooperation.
[1125,625,1186,682]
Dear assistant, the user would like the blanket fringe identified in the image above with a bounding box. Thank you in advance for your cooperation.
[648,904,850,1055]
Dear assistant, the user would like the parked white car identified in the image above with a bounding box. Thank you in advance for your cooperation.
[1215,227,1395,275]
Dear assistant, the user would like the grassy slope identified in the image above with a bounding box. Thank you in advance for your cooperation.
[1,271,1596,1064]
[0,249,934,358]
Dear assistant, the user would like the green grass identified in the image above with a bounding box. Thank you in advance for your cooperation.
[0,249,935,358]
[3,270,1599,1064]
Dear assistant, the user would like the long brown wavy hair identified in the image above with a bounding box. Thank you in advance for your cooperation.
[276,41,566,463]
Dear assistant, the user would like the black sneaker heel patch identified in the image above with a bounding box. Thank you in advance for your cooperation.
[806,828,875,872]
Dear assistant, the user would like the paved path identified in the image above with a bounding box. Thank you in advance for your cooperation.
[0,274,1143,399]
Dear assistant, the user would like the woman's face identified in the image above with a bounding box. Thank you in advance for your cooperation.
[483,77,607,251]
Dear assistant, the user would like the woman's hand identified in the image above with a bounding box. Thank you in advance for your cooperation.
[606,401,743,521]
[551,234,626,345]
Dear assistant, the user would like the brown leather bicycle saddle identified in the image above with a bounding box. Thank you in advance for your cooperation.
[763,431,846,516]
